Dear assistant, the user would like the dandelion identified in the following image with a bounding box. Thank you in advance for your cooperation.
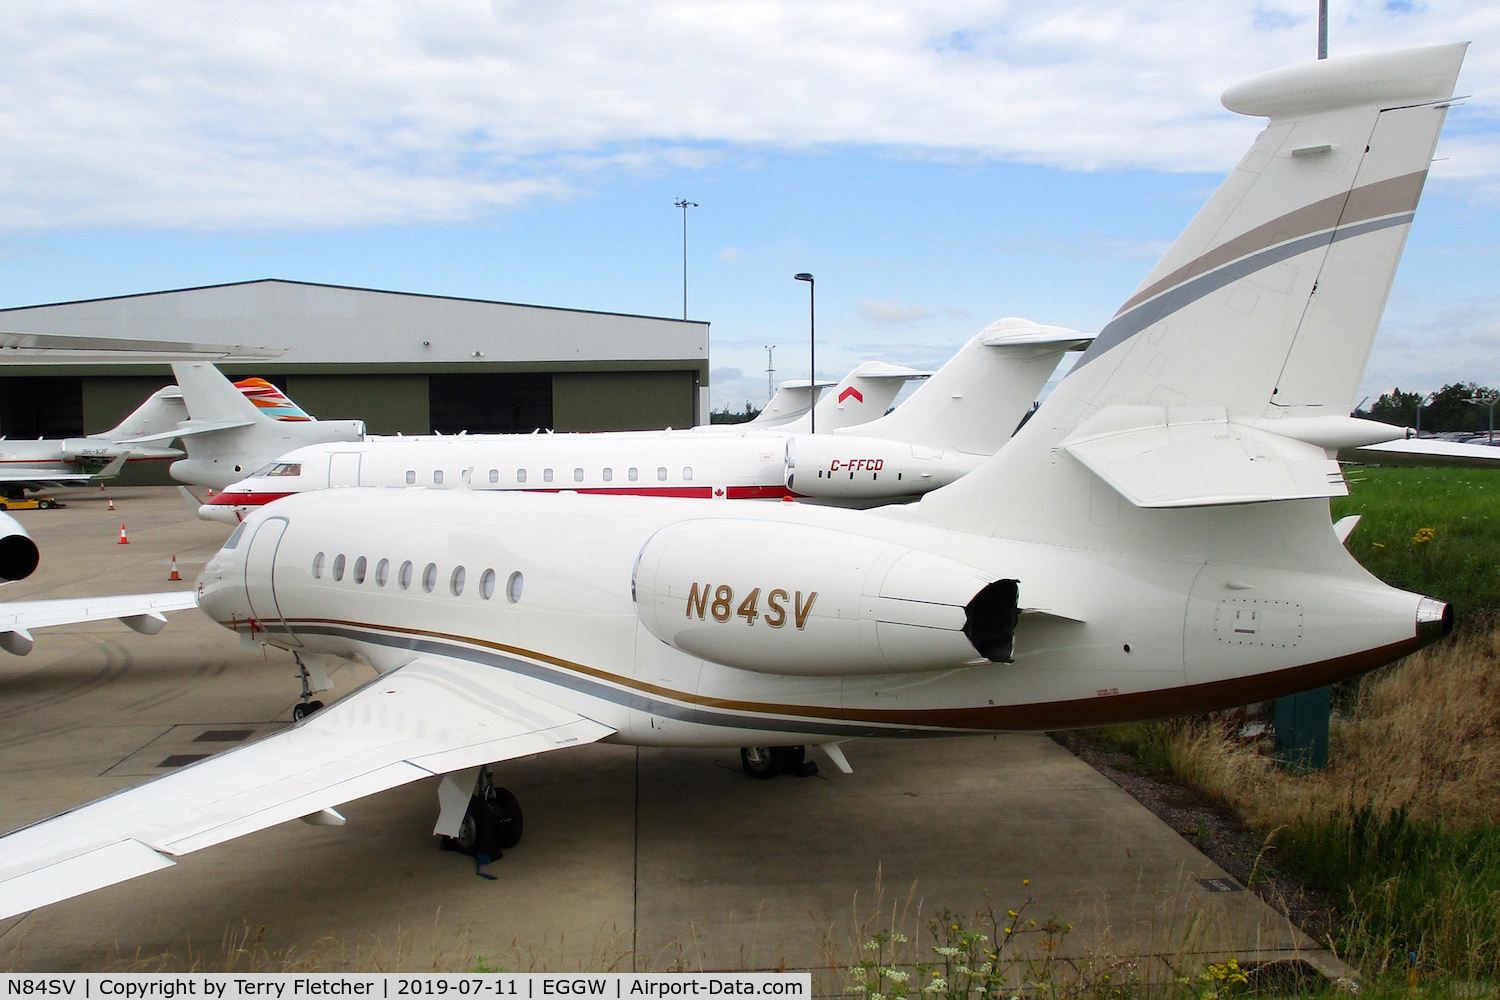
[1413,527,1435,544]
[1022,879,1030,886]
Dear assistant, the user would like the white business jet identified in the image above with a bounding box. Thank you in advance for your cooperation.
[0,389,185,499]
[165,362,366,490]
[197,319,1087,522]
[0,42,1464,915]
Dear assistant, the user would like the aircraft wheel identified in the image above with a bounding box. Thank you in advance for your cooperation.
[741,746,780,779]
[292,700,324,722]
[489,787,524,849]
[445,802,490,857]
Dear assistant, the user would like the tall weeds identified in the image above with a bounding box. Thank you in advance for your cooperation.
[1086,629,1500,981]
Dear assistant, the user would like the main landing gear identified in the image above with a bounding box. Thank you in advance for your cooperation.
[440,766,524,860]
[740,745,818,779]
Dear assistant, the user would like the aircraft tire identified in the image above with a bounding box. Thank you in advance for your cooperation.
[740,746,779,779]
[780,746,805,771]
[490,787,524,850]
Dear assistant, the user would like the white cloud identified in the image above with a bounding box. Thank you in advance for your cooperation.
[860,298,933,324]
[1,1,1497,228]
[1362,296,1500,401]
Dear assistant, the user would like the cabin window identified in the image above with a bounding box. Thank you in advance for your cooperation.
[543,468,554,483]
[628,467,639,482]
[516,469,527,484]
[602,468,613,482]
[312,552,324,578]
[433,470,444,485]
[353,556,367,584]
[422,562,438,593]
[657,467,668,481]
[332,554,346,582]
[267,462,302,478]
[506,571,524,604]
[683,467,693,481]
[375,558,390,587]
[405,470,416,485]
[225,522,248,549]
[573,467,584,482]
[488,469,499,484]
[398,560,414,590]
[479,568,496,600]
[450,566,466,597]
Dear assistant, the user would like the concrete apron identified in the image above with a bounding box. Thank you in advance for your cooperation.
[0,488,1349,983]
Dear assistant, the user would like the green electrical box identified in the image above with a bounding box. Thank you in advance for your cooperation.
[1274,686,1331,772]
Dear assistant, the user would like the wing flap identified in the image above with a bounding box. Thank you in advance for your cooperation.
[1062,405,1347,508]
[0,656,614,918]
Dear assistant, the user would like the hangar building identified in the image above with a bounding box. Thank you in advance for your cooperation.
[0,279,710,482]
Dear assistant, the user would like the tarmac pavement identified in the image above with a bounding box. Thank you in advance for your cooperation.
[0,487,1341,979]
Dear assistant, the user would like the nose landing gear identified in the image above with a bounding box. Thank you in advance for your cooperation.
[292,652,330,721]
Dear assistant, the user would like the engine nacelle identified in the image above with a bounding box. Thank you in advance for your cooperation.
[784,435,973,499]
[59,440,126,465]
[0,512,39,582]
[632,518,1018,675]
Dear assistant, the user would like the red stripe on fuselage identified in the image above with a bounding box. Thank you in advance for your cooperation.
[209,484,801,508]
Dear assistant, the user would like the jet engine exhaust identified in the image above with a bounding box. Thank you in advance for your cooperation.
[1416,597,1453,646]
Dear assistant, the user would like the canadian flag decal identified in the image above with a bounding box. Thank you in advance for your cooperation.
[838,386,864,404]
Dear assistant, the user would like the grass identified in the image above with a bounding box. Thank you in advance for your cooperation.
[1332,465,1500,628]
[1084,462,1500,986]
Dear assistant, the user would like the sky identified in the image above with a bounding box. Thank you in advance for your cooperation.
[0,1,1497,412]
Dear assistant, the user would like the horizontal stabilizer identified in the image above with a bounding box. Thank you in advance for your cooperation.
[123,417,257,445]
[1061,406,1347,508]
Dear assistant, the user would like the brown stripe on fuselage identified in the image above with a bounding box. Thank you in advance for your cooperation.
[269,615,1420,733]
[1115,170,1428,317]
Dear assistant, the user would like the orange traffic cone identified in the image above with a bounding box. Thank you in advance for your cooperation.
[118,524,129,545]
[107,498,115,511]
[207,488,215,497]
[169,555,181,581]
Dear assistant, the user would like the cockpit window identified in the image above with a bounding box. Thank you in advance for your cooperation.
[267,463,302,478]
[224,522,248,549]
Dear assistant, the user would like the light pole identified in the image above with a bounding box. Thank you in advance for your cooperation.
[1415,392,1435,437]
[764,345,776,405]
[1485,391,1499,445]
[1318,0,1327,59]
[674,198,698,320]
[794,273,815,433]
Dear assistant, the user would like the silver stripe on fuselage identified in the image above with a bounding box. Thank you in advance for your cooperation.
[288,621,963,740]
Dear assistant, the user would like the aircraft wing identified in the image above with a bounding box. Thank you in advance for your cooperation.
[0,454,129,488]
[0,590,199,655]
[1350,437,1500,468]
[0,656,614,918]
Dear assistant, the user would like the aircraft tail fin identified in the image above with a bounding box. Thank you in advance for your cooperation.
[95,387,188,443]
[234,378,315,422]
[848,319,1088,454]
[173,363,267,426]
[912,43,1465,541]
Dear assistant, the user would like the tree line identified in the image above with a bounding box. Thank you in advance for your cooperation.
[1359,383,1500,435]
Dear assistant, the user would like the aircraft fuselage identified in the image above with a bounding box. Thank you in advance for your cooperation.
[198,487,1444,747]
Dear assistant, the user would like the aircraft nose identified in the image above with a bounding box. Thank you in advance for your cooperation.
[196,538,251,630]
